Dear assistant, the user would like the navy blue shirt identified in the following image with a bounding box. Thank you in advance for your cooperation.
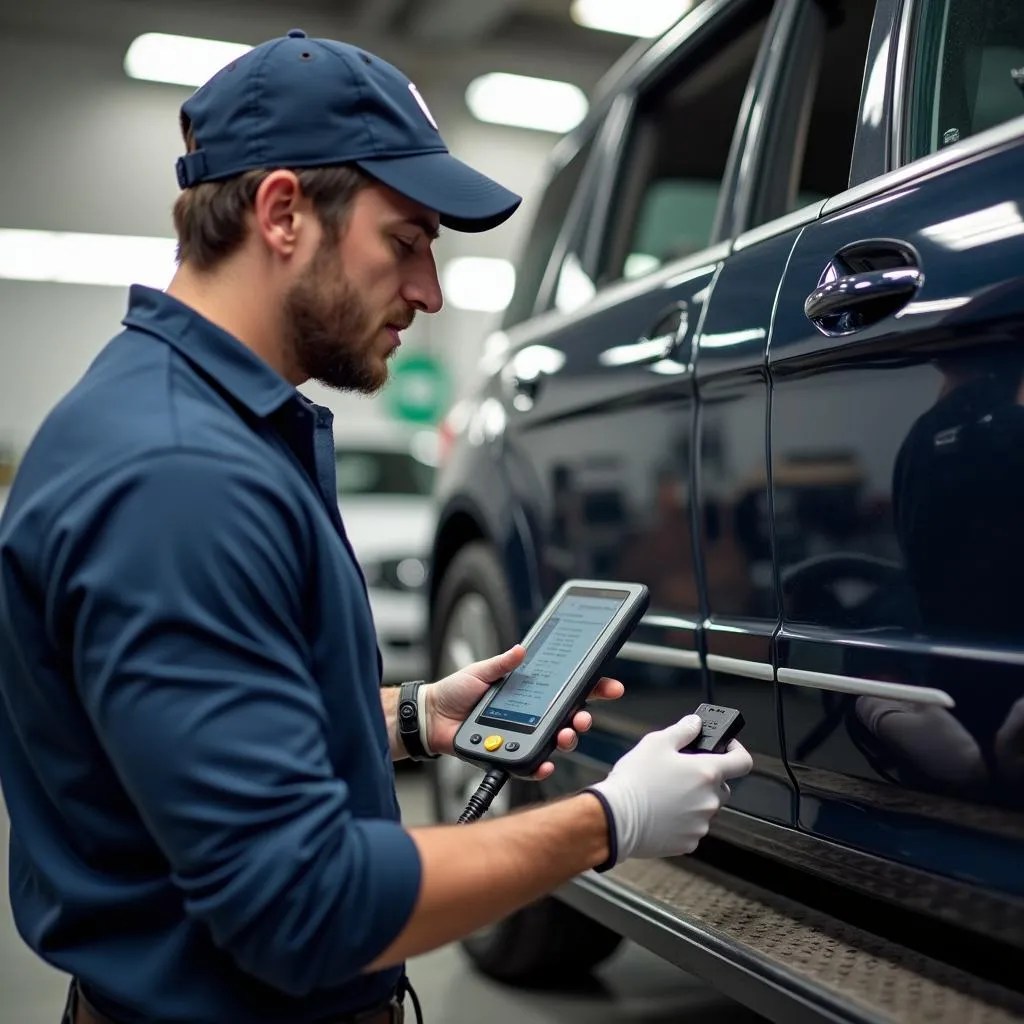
[0,286,422,1023]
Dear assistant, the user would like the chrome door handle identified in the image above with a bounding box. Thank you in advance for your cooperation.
[649,300,691,363]
[602,301,691,368]
[804,238,923,337]
[805,268,923,336]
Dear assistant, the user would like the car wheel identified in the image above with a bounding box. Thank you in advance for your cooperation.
[428,541,623,986]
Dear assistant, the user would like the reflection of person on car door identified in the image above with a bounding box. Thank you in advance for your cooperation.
[856,349,1024,796]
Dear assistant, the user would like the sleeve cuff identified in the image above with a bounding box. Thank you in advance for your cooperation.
[581,787,618,873]
[353,819,423,961]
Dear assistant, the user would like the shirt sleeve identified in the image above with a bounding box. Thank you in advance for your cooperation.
[53,448,422,997]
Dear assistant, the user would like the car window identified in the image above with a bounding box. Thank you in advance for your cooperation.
[501,135,595,330]
[790,2,878,207]
[598,7,771,286]
[747,0,878,225]
[335,449,435,497]
[905,0,1024,162]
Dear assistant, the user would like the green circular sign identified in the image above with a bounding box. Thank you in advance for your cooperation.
[385,351,450,424]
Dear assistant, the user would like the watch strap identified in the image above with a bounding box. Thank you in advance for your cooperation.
[398,681,438,761]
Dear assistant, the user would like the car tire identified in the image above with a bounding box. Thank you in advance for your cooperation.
[427,541,623,986]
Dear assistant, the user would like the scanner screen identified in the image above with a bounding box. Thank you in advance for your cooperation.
[481,590,627,728]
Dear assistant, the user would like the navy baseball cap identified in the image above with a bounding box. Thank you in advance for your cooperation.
[175,29,522,233]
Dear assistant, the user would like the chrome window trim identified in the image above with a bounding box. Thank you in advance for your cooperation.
[822,112,1024,218]
[889,0,916,166]
[733,198,826,251]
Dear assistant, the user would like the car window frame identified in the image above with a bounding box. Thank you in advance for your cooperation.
[497,123,604,332]
[591,0,781,290]
[893,0,1024,168]
[533,93,632,317]
[517,0,785,328]
[733,0,1024,257]
[824,0,1024,214]
[721,0,901,255]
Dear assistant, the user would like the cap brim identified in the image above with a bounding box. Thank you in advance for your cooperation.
[356,151,522,233]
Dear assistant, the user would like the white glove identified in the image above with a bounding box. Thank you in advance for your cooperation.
[586,714,753,864]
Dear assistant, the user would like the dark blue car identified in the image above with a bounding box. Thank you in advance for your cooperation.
[425,0,1024,1020]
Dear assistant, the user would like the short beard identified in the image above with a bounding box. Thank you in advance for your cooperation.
[283,237,386,395]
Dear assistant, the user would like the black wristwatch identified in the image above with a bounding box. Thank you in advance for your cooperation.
[398,681,438,761]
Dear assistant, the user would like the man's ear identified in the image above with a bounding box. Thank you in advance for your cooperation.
[253,171,309,258]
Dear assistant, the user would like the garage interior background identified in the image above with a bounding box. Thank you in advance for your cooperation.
[0,0,662,460]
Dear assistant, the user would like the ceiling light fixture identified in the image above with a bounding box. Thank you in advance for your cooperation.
[0,229,177,288]
[465,72,588,133]
[124,32,252,88]
[570,0,694,38]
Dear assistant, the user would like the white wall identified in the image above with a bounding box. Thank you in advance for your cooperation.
[0,28,562,455]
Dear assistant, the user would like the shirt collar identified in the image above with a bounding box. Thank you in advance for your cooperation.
[121,285,299,419]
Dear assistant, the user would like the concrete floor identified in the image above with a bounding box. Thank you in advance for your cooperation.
[1,768,766,1024]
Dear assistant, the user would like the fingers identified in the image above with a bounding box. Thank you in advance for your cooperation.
[471,644,525,682]
[715,740,754,780]
[589,677,625,701]
[556,727,579,752]
[570,709,593,734]
[662,714,703,749]
[530,761,555,781]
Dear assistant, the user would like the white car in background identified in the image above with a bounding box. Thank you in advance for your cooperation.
[334,423,438,683]
[0,433,436,685]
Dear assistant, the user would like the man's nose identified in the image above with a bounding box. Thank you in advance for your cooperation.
[402,254,443,315]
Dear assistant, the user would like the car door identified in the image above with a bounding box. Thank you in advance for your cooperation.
[767,0,1024,897]
[682,0,881,826]
[499,0,776,760]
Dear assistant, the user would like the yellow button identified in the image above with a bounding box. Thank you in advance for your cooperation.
[483,735,503,752]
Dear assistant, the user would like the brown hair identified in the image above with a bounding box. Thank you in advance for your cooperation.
[172,122,371,271]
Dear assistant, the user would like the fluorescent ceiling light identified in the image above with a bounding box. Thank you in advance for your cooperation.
[570,0,694,37]
[442,256,516,312]
[0,229,177,288]
[125,32,252,88]
[465,73,588,133]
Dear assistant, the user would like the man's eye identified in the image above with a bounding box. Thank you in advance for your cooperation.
[395,237,416,254]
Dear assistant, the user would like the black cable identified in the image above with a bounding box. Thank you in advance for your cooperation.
[406,978,425,1024]
[393,768,507,1024]
[457,768,509,823]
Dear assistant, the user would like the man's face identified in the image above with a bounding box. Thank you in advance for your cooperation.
[283,182,443,394]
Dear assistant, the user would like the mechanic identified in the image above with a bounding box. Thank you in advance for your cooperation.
[0,30,754,1024]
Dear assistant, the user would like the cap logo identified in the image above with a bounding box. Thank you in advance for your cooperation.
[409,83,439,131]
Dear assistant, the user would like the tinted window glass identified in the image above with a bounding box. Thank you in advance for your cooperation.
[501,136,594,329]
[906,0,1024,161]
[599,10,769,284]
[747,0,878,226]
[335,449,434,497]
[792,2,878,208]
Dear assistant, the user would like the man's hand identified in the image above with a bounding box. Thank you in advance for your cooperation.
[423,645,625,781]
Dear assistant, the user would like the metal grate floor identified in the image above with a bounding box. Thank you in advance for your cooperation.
[606,854,1024,1023]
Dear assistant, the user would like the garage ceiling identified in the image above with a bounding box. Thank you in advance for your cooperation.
[0,0,640,93]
